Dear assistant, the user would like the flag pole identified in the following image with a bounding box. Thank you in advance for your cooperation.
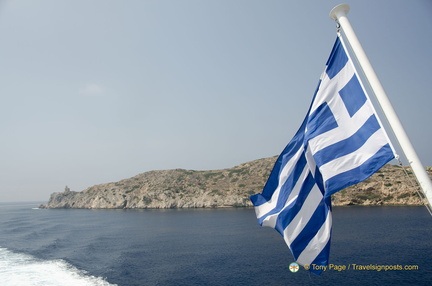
[329,4,432,212]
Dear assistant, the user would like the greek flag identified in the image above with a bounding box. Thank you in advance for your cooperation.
[250,36,395,274]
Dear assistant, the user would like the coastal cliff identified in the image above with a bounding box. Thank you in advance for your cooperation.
[40,157,432,209]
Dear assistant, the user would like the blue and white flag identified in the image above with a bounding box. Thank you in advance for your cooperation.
[250,36,395,274]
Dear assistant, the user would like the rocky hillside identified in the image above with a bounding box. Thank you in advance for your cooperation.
[40,157,432,209]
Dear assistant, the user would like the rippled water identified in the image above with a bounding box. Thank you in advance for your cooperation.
[0,203,431,285]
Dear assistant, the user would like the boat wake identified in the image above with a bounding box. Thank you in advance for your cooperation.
[0,247,116,286]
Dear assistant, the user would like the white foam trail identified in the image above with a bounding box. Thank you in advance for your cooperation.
[0,248,116,286]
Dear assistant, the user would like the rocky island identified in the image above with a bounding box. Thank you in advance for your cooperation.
[40,156,431,209]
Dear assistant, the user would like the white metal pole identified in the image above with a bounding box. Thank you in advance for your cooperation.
[329,4,432,210]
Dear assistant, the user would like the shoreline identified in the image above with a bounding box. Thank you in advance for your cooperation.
[38,202,425,210]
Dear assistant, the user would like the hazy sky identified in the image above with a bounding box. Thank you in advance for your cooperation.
[1,0,431,202]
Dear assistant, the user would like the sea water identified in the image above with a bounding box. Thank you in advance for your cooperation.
[0,202,431,286]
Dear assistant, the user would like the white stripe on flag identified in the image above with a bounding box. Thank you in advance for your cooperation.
[296,211,332,266]
[308,98,375,152]
[254,147,304,220]
[320,129,390,180]
[283,184,324,245]
[261,164,309,228]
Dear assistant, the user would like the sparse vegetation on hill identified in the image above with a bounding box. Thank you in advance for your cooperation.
[40,157,431,209]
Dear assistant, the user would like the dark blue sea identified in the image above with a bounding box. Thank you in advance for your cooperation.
[0,203,431,286]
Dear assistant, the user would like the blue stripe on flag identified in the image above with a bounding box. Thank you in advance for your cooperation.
[339,74,367,117]
[309,238,332,275]
[250,119,308,206]
[257,153,307,225]
[313,114,381,166]
[313,165,325,195]
[305,102,338,142]
[325,38,348,79]
[290,199,329,259]
[324,144,394,196]
[274,172,316,235]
